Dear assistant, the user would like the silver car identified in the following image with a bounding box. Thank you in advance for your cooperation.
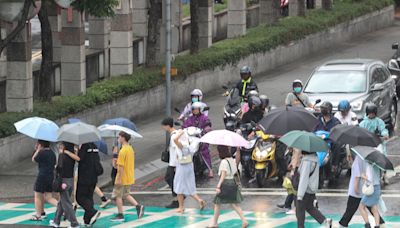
[303,59,397,130]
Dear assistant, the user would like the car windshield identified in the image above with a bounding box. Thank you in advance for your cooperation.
[304,70,367,93]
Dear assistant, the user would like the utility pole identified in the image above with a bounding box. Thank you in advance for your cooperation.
[165,0,172,146]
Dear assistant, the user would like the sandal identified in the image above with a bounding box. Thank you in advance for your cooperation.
[242,221,249,228]
[30,215,43,221]
[199,200,206,210]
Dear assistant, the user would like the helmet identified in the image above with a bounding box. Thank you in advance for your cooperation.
[365,103,378,115]
[320,101,333,114]
[292,79,303,88]
[248,90,259,98]
[338,100,351,112]
[248,96,262,109]
[191,102,204,112]
[259,94,269,109]
[240,66,252,75]
[190,89,203,101]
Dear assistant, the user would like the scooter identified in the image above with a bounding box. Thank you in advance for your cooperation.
[238,122,257,178]
[252,131,277,187]
[222,86,242,132]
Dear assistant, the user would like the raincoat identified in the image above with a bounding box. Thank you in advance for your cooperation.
[183,114,212,169]
[179,102,209,119]
[359,116,389,137]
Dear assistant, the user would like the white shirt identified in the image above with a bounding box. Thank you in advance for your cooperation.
[365,163,381,186]
[168,130,180,167]
[218,158,237,179]
[348,156,364,198]
[334,111,358,126]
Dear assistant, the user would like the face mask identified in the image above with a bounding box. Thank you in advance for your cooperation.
[293,87,302,93]
[321,109,329,116]
[192,97,199,103]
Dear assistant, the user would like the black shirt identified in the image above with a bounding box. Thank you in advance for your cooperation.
[77,143,100,186]
[236,78,258,98]
[242,109,264,125]
[34,149,56,180]
[57,153,76,179]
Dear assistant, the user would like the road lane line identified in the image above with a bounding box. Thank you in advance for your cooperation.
[184,211,238,228]
[0,203,24,210]
[0,207,57,224]
[111,210,174,228]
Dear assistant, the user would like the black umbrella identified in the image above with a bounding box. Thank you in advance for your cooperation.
[329,125,381,147]
[258,106,318,136]
[351,146,394,171]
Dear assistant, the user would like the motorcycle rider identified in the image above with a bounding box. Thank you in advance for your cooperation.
[334,100,358,126]
[179,89,208,120]
[183,102,214,178]
[285,80,313,108]
[236,66,258,102]
[259,95,270,116]
[241,96,264,125]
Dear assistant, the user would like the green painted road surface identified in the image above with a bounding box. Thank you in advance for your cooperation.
[0,203,400,227]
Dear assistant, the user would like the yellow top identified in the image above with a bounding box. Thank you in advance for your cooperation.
[282,177,296,195]
[116,144,135,185]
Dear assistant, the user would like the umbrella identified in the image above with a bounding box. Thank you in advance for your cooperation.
[14,117,59,142]
[103,118,138,132]
[279,130,329,153]
[258,106,318,136]
[329,125,382,147]
[58,122,102,145]
[200,129,249,147]
[98,124,143,139]
[351,146,394,171]
[67,118,108,154]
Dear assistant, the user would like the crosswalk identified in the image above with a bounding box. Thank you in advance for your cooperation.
[1,202,400,227]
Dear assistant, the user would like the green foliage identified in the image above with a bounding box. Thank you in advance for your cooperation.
[0,0,393,138]
[182,1,228,18]
[71,0,119,17]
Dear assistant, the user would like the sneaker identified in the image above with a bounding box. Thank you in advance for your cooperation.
[110,214,125,222]
[136,205,145,219]
[41,212,47,219]
[100,199,112,209]
[285,209,295,215]
[324,218,332,228]
[276,204,285,209]
[165,200,179,208]
[49,220,60,228]
[313,199,319,209]
[89,211,101,225]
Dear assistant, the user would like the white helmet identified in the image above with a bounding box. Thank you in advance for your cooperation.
[191,102,204,112]
[191,89,203,101]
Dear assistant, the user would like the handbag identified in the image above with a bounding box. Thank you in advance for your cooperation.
[161,131,178,163]
[53,154,64,192]
[178,154,192,164]
[218,159,239,201]
[291,162,317,191]
[362,181,374,196]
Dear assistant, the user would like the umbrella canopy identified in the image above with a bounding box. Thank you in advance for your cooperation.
[58,122,102,145]
[200,129,249,147]
[67,118,108,154]
[98,124,143,139]
[279,130,329,153]
[258,106,318,136]
[330,125,382,147]
[103,118,138,132]
[351,146,394,171]
[14,117,59,142]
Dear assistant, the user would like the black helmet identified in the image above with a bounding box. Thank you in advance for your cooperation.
[365,103,378,115]
[259,95,269,109]
[320,101,333,114]
[248,96,261,109]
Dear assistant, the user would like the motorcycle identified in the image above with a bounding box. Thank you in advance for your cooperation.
[252,131,277,187]
[238,122,257,178]
[222,86,242,132]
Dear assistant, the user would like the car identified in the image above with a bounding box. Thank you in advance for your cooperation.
[303,59,398,131]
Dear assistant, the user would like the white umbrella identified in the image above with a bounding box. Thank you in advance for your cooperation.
[98,124,143,139]
[58,122,102,145]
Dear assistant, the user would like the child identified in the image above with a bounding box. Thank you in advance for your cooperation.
[277,173,296,215]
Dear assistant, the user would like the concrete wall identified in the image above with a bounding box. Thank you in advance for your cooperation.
[0,6,394,170]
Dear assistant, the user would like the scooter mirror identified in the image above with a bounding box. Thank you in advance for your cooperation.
[174,108,181,114]
[174,121,182,126]
[222,85,229,90]
[392,42,399,50]
[203,107,210,111]
[315,99,322,105]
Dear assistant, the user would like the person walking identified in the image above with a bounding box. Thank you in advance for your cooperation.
[161,117,179,208]
[359,161,382,228]
[76,143,102,226]
[208,145,248,228]
[296,151,332,228]
[31,140,58,221]
[339,156,385,227]
[110,132,145,222]
[173,130,206,213]
[49,142,80,228]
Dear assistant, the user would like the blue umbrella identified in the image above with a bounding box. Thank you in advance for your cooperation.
[14,117,59,142]
[67,118,108,154]
[103,118,138,132]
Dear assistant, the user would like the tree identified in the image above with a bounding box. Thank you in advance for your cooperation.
[146,0,162,67]
[190,0,199,54]
[0,0,33,55]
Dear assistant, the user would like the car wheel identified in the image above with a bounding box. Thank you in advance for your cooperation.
[389,99,397,132]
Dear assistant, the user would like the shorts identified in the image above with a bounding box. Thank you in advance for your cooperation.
[111,185,132,199]
[34,178,53,193]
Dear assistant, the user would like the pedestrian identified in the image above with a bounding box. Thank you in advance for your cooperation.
[110,131,145,222]
[95,186,112,209]
[183,102,214,177]
[161,117,179,208]
[359,161,382,228]
[339,156,385,227]
[208,145,248,228]
[173,130,206,213]
[31,140,58,221]
[49,142,80,228]
[277,172,296,215]
[296,151,332,228]
[285,80,313,108]
[76,143,102,226]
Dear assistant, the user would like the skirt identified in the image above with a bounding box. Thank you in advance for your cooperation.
[213,179,243,205]
[361,185,381,207]
[174,162,197,196]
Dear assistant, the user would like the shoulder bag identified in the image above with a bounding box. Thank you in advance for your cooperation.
[218,159,239,201]
[362,180,374,196]
[161,131,177,163]
[52,154,64,192]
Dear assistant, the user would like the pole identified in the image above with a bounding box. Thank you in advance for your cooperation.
[165,0,172,145]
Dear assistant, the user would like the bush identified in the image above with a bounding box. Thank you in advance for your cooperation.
[0,0,393,138]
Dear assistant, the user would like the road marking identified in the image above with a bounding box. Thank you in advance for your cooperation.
[155,187,400,193]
